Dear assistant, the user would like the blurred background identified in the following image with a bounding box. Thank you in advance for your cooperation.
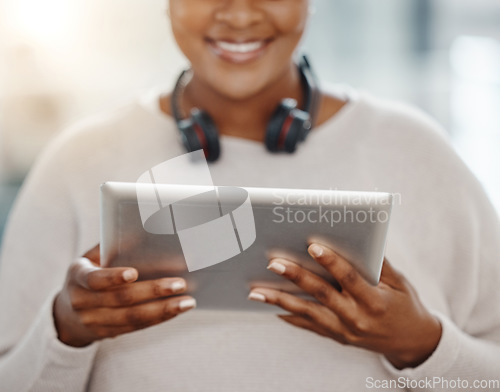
[1,0,499,242]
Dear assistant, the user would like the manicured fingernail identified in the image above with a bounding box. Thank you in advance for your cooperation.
[309,244,324,258]
[122,269,136,282]
[179,298,196,311]
[248,292,266,303]
[267,261,286,275]
[171,280,186,293]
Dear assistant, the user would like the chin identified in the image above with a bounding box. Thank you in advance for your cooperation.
[208,73,269,101]
[216,85,264,101]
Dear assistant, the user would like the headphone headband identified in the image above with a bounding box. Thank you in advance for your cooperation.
[298,55,320,129]
[171,69,192,123]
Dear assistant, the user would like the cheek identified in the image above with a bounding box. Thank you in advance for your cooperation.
[169,3,212,57]
[267,5,309,58]
[271,1,309,36]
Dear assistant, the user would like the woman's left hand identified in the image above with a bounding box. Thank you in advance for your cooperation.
[248,243,442,369]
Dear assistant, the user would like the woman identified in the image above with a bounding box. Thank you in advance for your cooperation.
[1,1,499,391]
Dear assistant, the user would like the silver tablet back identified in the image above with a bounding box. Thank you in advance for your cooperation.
[101,182,393,312]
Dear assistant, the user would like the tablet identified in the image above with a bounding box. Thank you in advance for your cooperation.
[100,182,393,312]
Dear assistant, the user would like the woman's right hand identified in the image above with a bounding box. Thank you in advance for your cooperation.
[53,245,196,347]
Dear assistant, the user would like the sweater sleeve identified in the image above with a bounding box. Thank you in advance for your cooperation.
[381,212,500,392]
[381,311,500,391]
[0,133,99,392]
[376,105,500,391]
[380,197,500,391]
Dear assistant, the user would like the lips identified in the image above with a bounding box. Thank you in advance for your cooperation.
[206,38,272,64]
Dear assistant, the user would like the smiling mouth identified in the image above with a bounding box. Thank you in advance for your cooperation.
[215,40,266,53]
[206,38,272,64]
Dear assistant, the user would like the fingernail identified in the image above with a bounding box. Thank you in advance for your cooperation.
[122,269,136,282]
[170,280,186,293]
[179,298,196,311]
[248,292,266,303]
[267,261,286,275]
[309,244,324,258]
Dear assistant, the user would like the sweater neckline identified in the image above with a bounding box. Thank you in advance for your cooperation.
[138,84,362,147]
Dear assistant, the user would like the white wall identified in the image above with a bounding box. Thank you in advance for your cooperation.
[0,0,185,177]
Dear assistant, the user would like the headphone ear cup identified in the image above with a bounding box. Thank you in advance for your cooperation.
[190,109,221,162]
[284,109,311,153]
[177,118,203,154]
[265,99,296,152]
[282,109,310,153]
[266,99,311,153]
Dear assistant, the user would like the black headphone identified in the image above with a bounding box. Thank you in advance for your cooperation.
[171,55,320,162]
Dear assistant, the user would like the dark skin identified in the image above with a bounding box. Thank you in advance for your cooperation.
[249,245,442,370]
[54,245,196,348]
[54,0,442,369]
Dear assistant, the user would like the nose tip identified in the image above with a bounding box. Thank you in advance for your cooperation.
[214,0,265,28]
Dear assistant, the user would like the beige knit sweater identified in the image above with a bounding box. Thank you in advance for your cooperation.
[1,88,499,391]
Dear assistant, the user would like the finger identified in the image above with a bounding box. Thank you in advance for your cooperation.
[70,278,187,310]
[72,257,138,291]
[89,302,193,339]
[307,243,374,300]
[266,258,349,317]
[248,288,343,333]
[79,295,196,327]
[278,314,333,339]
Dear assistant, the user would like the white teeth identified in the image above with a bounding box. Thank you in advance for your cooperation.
[215,41,264,53]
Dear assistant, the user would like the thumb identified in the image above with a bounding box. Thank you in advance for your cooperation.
[379,258,407,290]
[83,244,101,266]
